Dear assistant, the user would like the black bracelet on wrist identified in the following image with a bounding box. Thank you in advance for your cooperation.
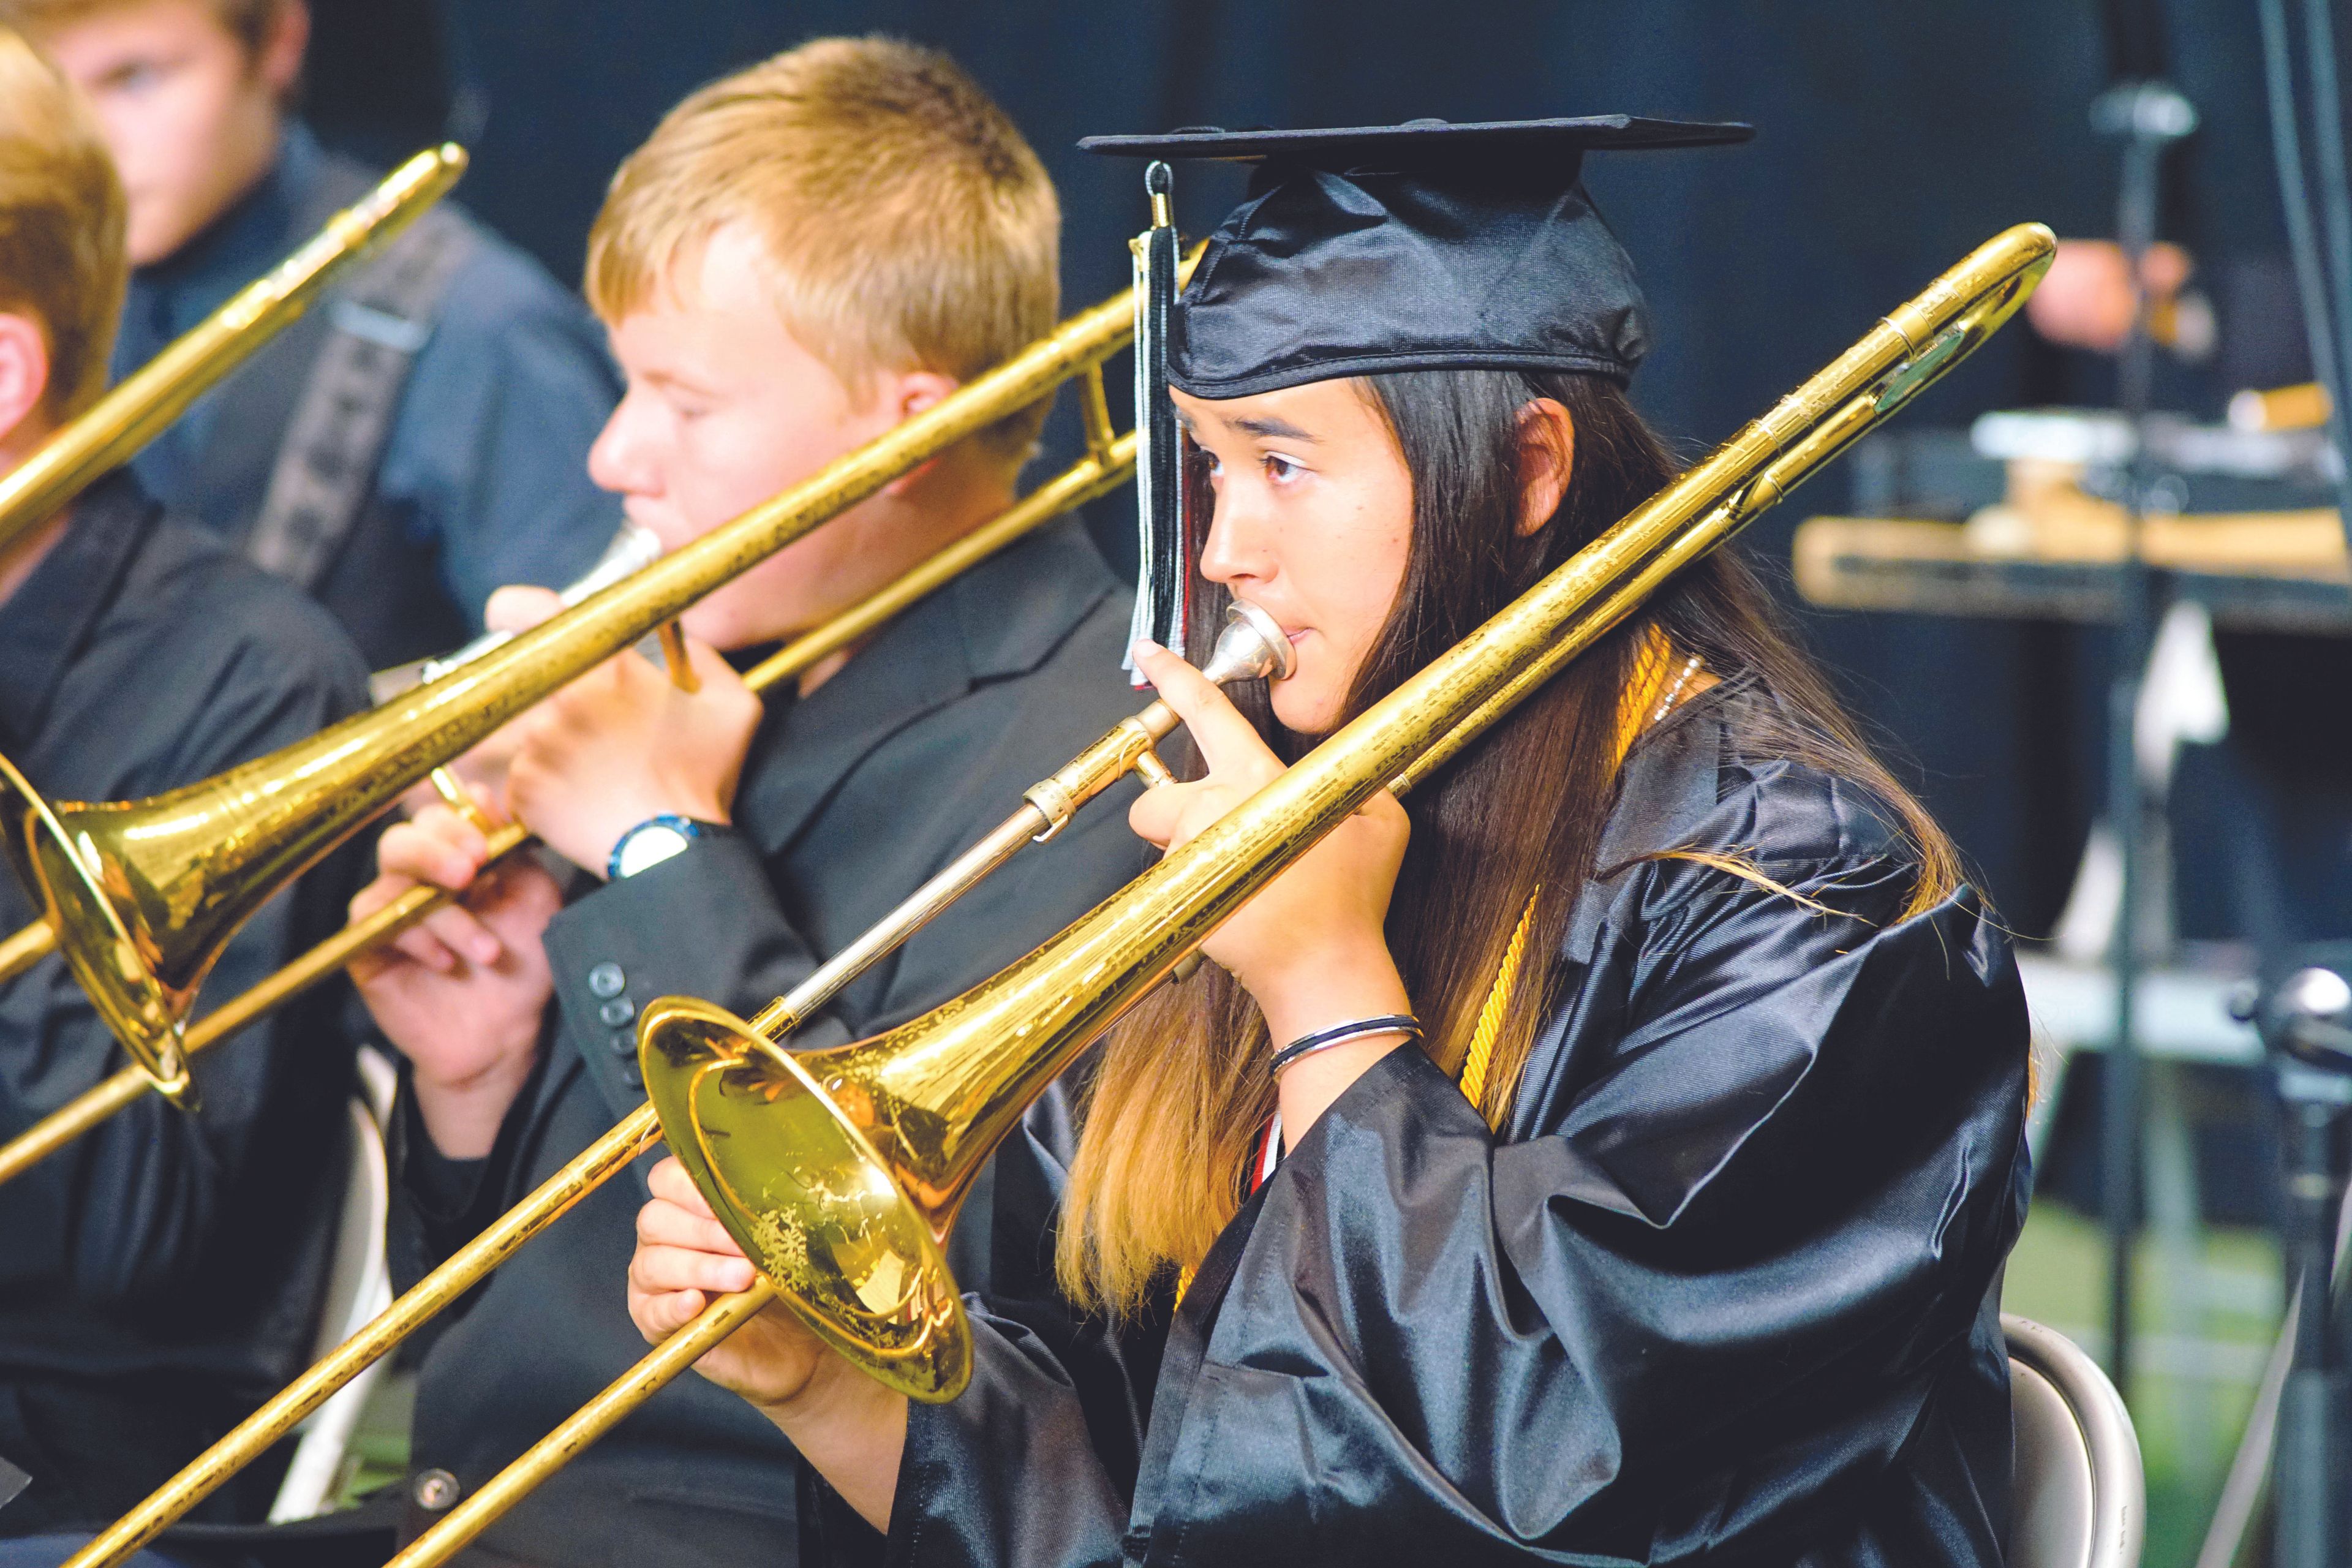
[1268,1013,1421,1077]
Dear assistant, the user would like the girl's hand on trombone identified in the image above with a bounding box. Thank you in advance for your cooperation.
[1127,641,1417,1143]
[631,1156,907,1528]
[349,786,561,1158]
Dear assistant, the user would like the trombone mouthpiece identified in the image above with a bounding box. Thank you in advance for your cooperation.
[1204,600,1294,686]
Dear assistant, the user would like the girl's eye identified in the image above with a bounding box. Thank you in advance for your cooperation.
[1264,453,1305,483]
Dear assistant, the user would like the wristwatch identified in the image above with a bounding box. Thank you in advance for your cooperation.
[607,815,725,881]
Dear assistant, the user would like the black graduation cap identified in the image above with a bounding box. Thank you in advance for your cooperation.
[1080,115,1754,398]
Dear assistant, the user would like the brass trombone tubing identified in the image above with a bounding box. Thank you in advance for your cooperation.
[0,434,1138,1189]
[61,1102,666,1568]
[0,921,53,987]
[347,226,2061,1568]
[0,146,467,556]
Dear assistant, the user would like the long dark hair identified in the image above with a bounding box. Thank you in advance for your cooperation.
[1057,369,1960,1317]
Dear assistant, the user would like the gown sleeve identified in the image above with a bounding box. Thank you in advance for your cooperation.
[1128,854,2030,1567]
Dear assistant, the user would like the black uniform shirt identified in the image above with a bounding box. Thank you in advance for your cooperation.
[875,679,2034,1568]
[0,472,371,1532]
[382,519,1153,1568]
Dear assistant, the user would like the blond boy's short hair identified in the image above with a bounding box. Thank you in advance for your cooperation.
[586,37,1060,466]
[0,0,285,55]
[0,28,125,423]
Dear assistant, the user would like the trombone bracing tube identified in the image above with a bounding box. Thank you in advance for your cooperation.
[0,432,1140,1188]
[0,146,469,557]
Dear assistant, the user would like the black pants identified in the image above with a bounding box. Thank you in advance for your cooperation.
[0,1378,280,1538]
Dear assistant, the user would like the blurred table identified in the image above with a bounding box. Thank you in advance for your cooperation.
[1793,509,2352,633]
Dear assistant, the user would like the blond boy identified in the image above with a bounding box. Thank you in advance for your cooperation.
[341,40,1144,1566]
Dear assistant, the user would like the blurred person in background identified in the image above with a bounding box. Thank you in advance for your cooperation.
[1,0,625,671]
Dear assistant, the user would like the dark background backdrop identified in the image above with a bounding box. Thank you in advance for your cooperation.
[299,0,2322,940]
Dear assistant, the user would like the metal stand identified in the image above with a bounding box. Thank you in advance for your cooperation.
[2090,80,2198,1394]
[2249,964,2352,1568]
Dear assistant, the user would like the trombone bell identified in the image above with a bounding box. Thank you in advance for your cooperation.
[0,753,202,1104]
[641,998,971,1401]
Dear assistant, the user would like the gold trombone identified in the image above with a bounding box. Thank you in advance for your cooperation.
[67,222,2052,1568]
[0,425,1140,1187]
[0,274,1157,1110]
[0,145,469,559]
[0,144,470,989]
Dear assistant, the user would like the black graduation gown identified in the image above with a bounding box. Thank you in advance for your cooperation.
[858,680,2033,1568]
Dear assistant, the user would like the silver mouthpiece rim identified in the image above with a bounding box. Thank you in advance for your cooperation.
[1203,599,1295,685]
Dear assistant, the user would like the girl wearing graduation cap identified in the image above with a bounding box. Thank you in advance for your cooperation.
[627,117,2031,1567]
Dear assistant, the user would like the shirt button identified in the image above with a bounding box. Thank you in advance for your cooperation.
[599,997,636,1028]
[587,962,625,998]
[413,1469,461,1512]
[608,1032,635,1057]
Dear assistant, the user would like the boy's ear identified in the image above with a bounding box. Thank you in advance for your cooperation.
[0,314,53,455]
[878,369,965,496]
[891,368,962,423]
[255,0,310,97]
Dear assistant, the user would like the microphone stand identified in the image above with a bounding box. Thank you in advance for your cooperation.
[2089,78,2197,1398]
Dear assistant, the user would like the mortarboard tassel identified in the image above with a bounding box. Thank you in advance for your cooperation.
[1125,160,1184,682]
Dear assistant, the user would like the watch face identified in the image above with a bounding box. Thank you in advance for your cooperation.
[615,823,694,879]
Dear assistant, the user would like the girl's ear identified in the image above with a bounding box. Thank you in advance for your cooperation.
[1514,398,1575,538]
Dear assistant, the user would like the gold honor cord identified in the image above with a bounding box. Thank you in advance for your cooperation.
[0,431,1138,1189]
[1450,631,1690,1110]
[1457,890,1538,1114]
[0,146,469,556]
